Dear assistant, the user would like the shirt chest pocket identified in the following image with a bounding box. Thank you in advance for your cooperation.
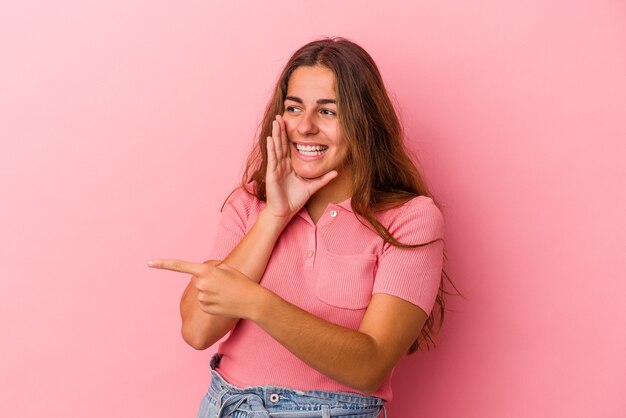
[315,250,377,310]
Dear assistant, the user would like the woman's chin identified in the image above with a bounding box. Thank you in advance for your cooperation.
[293,166,326,180]
[297,172,325,180]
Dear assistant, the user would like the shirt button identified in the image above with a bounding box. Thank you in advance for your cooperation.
[329,210,338,217]
[269,393,280,403]
[307,250,315,258]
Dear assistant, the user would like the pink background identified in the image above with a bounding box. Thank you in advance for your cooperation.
[1,1,625,417]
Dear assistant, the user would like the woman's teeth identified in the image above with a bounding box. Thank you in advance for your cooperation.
[295,144,328,156]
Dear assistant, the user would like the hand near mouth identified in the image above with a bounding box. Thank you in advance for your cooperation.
[265,114,338,223]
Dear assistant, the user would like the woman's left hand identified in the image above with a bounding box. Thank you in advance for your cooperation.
[148,258,266,320]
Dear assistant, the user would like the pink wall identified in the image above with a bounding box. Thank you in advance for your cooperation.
[1,1,625,417]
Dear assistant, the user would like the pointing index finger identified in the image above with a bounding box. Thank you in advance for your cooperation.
[147,259,206,276]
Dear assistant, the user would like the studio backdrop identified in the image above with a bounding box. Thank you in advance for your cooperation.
[1,1,624,417]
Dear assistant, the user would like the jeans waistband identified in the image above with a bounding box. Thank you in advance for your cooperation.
[207,353,386,417]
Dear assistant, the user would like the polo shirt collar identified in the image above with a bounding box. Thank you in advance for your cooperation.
[336,196,353,212]
[296,196,354,222]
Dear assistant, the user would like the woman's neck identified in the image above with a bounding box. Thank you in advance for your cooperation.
[305,169,352,224]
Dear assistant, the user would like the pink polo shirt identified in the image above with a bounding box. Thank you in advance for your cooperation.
[205,187,445,401]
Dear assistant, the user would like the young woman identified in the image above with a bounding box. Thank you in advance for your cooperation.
[149,37,456,418]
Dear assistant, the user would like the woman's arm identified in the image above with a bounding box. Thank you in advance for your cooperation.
[155,259,430,393]
[254,288,429,393]
[179,210,287,349]
[178,114,337,349]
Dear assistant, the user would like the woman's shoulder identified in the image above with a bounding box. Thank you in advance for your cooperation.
[377,195,444,239]
[379,194,441,218]
[221,185,265,215]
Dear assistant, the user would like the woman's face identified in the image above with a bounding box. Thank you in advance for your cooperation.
[282,65,351,183]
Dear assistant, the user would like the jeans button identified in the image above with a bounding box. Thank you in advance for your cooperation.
[269,393,280,403]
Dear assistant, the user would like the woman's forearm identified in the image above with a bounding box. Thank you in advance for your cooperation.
[220,209,290,281]
[251,288,385,393]
[180,209,290,349]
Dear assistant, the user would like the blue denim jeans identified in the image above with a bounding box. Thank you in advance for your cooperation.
[196,354,387,418]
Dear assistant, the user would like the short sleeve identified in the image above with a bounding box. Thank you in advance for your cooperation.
[205,188,255,261]
[372,196,445,316]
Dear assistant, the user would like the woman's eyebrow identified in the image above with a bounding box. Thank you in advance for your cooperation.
[285,96,336,105]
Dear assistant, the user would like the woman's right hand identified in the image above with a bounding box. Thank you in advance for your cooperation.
[264,114,337,222]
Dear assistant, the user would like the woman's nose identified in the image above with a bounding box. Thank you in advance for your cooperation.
[296,111,319,136]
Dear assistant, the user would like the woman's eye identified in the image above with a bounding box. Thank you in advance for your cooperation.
[284,106,335,116]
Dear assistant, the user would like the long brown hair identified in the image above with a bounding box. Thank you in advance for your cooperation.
[240,37,461,353]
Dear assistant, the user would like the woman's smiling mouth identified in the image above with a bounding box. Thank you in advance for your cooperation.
[293,143,329,157]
